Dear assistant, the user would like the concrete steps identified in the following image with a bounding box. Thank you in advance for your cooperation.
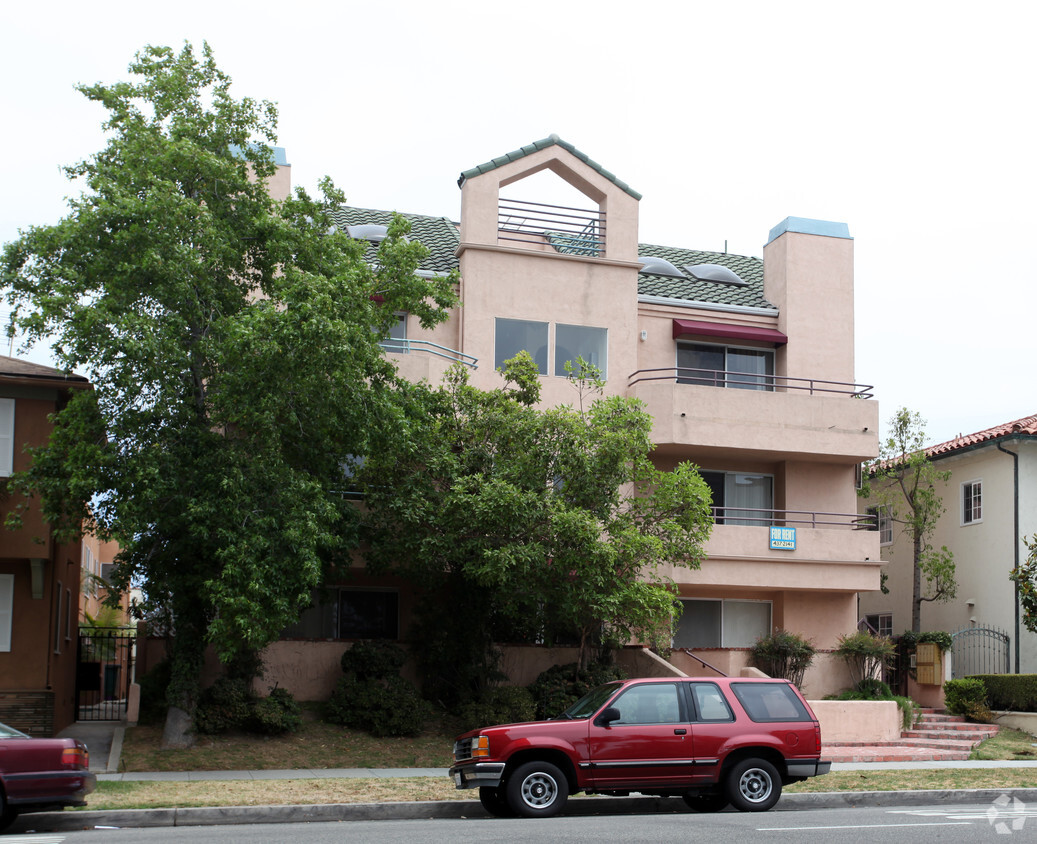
[822,709,999,763]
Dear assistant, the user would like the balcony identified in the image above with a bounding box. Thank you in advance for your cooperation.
[628,368,878,462]
[497,197,606,257]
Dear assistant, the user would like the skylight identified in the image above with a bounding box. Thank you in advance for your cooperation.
[638,256,685,278]
[685,263,747,286]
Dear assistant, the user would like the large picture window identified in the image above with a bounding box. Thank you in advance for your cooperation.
[380,313,408,354]
[674,598,772,649]
[338,589,399,640]
[701,471,773,526]
[554,324,607,377]
[677,342,774,391]
[495,318,548,374]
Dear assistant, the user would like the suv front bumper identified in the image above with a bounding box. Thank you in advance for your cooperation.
[449,762,505,789]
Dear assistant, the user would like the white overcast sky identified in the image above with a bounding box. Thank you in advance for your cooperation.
[2,1,1034,447]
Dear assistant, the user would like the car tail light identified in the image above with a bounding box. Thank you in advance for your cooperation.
[814,723,822,754]
[62,746,89,769]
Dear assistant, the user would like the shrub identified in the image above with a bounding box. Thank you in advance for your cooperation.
[899,630,953,653]
[527,662,626,721]
[194,677,302,735]
[340,640,407,681]
[326,675,434,737]
[249,687,302,735]
[194,677,255,735]
[824,682,917,730]
[456,685,536,727]
[944,678,993,722]
[833,631,896,685]
[852,678,893,699]
[748,630,816,687]
[969,674,1037,712]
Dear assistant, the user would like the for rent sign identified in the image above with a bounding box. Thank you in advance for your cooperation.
[769,526,796,550]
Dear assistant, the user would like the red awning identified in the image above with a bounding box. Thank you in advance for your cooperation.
[671,319,787,346]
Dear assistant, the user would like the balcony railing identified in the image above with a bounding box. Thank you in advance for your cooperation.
[380,339,477,369]
[712,507,876,530]
[497,197,605,257]
[629,367,874,399]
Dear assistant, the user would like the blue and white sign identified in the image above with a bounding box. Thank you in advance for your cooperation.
[769,526,796,550]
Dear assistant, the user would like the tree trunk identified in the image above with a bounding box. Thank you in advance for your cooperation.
[160,600,208,749]
[912,529,923,633]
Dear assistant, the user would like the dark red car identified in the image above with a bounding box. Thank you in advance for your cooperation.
[451,676,830,817]
[0,721,96,831]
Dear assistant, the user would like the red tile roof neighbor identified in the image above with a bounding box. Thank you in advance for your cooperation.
[928,414,1037,457]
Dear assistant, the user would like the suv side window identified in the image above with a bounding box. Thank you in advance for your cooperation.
[690,682,734,722]
[610,683,683,725]
[731,682,811,722]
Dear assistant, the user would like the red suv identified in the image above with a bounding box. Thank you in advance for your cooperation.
[450,676,830,817]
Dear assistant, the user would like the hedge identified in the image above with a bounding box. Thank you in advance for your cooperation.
[969,674,1037,712]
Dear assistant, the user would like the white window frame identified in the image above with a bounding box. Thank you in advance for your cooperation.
[0,573,13,652]
[961,479,983,526]
[0,398,14,477]
[868,506,893,545]
[865,612,893,637]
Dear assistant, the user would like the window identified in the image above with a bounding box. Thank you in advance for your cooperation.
[865,613,892,637]
[701,471,773,526]
[380,313,408,354]
[0,574,13,652]
[610,683,682,725]
[731,682,811,722]
[867,506,893,545]
[495,318,548,374]
[554,324,607,378]
[54,581,63,654]
[677,342,774,391]
[0,398,14,477]
[673,598,772,649]
[962,480,982,525]
[339,589,399,639]
[690,682,734,721]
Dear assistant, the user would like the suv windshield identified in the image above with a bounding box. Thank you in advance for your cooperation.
[557,682,622,719]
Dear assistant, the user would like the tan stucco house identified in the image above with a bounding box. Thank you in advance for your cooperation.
[268,137,882,699]
[859,414,1037,676]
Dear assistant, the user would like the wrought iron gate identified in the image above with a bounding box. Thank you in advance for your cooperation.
[76,626,136,721]
[951,624,1010,678]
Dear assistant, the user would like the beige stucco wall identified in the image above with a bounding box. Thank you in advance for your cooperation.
[809,699,901,743]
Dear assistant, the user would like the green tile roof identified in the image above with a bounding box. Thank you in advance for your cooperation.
[636,244,772,310]
[328,207,460,275]
[457,135,643,201]
[333,206,774,311]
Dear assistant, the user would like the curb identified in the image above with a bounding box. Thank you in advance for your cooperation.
[12,788,1037,833]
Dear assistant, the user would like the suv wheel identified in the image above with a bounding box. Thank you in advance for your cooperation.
[479,786,513,817]
[725,758,782,812]
[505,761,569,818]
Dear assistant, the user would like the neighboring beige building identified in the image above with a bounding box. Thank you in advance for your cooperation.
[859,415,1037,676]
[276,137,882,698]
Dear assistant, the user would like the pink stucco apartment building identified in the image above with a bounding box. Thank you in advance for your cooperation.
[271,137,882,698]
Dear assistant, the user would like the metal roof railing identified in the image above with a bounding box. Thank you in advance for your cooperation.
[497,197,605,257]
[379,338,477,369]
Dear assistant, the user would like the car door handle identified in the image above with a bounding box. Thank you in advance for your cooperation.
[674,728,687,735]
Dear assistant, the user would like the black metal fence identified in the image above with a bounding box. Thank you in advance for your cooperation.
[76,626,136,721]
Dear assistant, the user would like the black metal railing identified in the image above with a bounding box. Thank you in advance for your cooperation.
[712,508,876,530]
[76,626,136,721]
[497,197,606,257]
[628,367,874,399]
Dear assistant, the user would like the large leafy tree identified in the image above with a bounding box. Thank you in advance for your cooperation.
[2,43,455,744]
[1009,535,1037,634]
[865,407,956,632]
[359,355,713,703]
